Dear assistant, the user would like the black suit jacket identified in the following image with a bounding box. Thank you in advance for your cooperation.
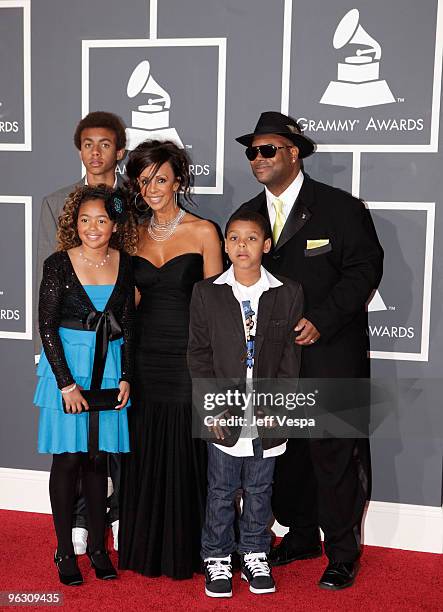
[187,273,304,449]
[236,174,384,378]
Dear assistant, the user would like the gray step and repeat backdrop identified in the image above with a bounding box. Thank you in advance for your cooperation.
[0,0,442,508]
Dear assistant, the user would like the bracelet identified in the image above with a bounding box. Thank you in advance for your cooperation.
[61,383,77,394]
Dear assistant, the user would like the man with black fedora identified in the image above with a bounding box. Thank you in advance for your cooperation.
[233,111,383,589]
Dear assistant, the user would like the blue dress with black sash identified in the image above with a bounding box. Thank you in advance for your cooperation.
[34,284,130,454]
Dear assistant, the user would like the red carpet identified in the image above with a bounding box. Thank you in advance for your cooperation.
[0,510,440,611]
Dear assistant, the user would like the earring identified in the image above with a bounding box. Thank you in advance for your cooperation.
[134,192,149,212]
[174,191,178,208]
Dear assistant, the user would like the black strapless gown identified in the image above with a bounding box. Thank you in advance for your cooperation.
[119,253,207,579]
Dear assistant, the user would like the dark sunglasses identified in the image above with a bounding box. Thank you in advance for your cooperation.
[245,144,294,161]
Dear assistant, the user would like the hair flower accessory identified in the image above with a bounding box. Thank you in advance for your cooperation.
[113,196,123,214]
[105,189,127,222]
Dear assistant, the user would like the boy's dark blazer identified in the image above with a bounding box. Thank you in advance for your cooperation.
[187,273,304,449]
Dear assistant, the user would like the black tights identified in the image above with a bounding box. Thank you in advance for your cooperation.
[49,452,108,556]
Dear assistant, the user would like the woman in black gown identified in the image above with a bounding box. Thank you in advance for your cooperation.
[119,140,223,579]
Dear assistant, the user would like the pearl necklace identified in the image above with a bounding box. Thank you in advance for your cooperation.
[79,250,110,268]
[147,208,186,242]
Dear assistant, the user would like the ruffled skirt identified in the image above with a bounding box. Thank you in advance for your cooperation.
[34,327,130,454]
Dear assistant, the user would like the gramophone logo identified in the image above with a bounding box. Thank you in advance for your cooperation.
[368,289,387,313]
[125,60,183,151]
[320,9,396,109]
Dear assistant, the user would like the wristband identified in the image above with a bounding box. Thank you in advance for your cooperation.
[61,383,77,395]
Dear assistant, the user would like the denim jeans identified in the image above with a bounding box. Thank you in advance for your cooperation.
[201,439,276,558]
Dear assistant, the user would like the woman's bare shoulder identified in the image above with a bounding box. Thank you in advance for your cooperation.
[184,213,218,235]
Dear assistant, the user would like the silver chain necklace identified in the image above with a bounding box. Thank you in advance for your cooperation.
[147,208,186,242]
[79,250,110,268]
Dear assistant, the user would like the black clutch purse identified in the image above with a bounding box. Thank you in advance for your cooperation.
[62,388,120,413]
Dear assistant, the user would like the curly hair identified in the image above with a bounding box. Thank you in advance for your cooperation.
[124,140,195,221]
[56,185,138,254]
[74,111,127,151]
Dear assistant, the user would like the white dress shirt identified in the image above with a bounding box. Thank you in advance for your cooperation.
[265,170,304,229]
[212,265,287,458]
[84,175,118,188]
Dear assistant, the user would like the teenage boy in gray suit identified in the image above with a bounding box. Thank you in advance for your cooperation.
[35,111,127,554]
[188,211,303,598]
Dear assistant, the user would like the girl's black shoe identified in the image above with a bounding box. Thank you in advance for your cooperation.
[87,549,117,580]
[54,551,83,586]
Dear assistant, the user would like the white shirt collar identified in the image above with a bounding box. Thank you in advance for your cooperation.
[265,170,304,221]
[84,175,118,188]
[213,265,282,290]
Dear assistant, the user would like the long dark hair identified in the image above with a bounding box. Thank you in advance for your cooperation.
[125,140,194,220]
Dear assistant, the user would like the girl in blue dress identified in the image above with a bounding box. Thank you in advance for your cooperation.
[35,185,136,586]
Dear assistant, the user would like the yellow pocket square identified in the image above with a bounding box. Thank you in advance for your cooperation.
[306,239,330,250]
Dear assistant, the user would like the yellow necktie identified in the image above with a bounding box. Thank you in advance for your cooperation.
[272,198,285,243]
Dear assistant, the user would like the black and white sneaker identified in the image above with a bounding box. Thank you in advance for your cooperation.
[241,552,276,594]
[204,556,233,598]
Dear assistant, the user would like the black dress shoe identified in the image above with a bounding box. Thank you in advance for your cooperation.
[54,551,83,586]
[87,549,117,580]
[318,561,356,590]
[268,536,322,567]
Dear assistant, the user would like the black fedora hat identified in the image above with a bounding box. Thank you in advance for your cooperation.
[236,111,315,159]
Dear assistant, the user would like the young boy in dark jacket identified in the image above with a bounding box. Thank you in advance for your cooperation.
[188,211,303,598]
